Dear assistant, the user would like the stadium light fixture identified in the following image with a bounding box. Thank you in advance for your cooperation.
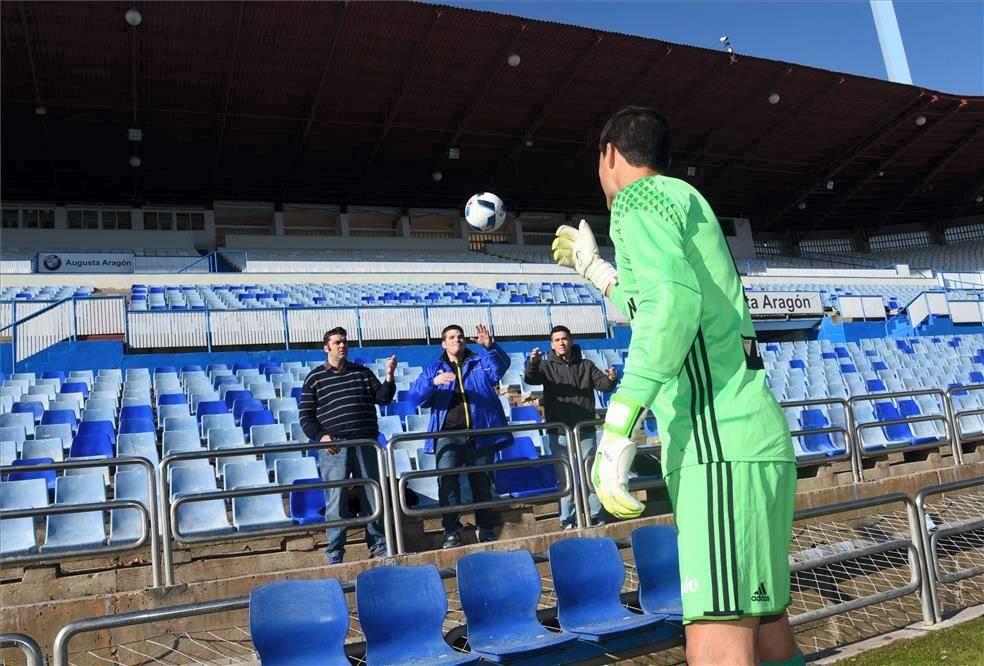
[125,8,142,26]
[448,147,460,160]
[129,155,142,168]
[35,105,46,116]
[915,115,927,126]
[687,166,696,176]
[977,194,984,204]
[878,170,885,177]
[525,139,534,147]
[768,92,780,105]
[826,180,835,190]
[719,36,737,64]
[431,170,443,182]
[507,53,521,67]
[797,201,807,210]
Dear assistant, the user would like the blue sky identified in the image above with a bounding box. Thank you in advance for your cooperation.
[435,1,984,95]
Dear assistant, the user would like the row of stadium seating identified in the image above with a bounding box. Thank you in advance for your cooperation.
[744,283,934,309]
[0,286,96,301]
[127,281,603,310]
[250,528,682,664]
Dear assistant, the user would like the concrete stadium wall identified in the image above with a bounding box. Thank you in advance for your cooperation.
[1,228,207,251]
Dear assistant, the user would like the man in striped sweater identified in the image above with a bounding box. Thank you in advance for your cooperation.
[299,326,396,564]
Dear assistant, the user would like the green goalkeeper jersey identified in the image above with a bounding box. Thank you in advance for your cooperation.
[607,175,794,475]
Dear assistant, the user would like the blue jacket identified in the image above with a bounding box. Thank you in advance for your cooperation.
[409,343,513,453]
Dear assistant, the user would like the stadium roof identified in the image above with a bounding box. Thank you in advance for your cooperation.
[2,1,982,234]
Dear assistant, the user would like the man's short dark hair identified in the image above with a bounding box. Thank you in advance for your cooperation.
[323,327,347,343]
[599,106,671,171]
[441,324,464,340]
[550,325,572,339]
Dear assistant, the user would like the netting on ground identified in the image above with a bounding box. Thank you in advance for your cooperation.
[8,498,981,666]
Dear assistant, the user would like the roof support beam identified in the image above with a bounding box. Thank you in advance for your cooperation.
[446,22,529,148]
[764,91,937,229]
[508,32,605,161]
[891,113,980,214]
[214,1,247,162]
[805,98,965,231]
[363,8,444,169]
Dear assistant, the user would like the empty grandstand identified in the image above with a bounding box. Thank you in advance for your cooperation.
[2,1,983,665]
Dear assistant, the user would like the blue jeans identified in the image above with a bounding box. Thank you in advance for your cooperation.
[318,444,386,559]
[434,436,496,538]
[549,432,602,527]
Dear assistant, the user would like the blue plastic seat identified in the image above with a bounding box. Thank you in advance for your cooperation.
[250,578,351,666]
[40,409,78,430]
[457,550,578,661]
[224,461,291,530]
[242,409,275,438]
[77,420,117,446]
[61,381,89,399]
[42,370,67,383]
[43,474,107,552]
[119,418,155,435]
[8,457,57,492]
[385,401,417,422]
[289,478,326,525]
[798,409,842,455]
[510,406,541,423]
[224,389,252,410]
[0,478,49,555]
[120,405,153,422]
[234,398,265,424]
[493,437,557,498]
[549,536,670,641]
[214,374,240,390]
[357,564,479,665]
[12,401,44,423]
[158,393,188,406]
[197,400,230,422]
[0,412,35,438]
[69,434,113,459]
[630,525,684,621]
[109,468,150,545]
[170,465,233,537]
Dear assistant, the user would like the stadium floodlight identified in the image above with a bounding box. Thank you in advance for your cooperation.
[719,36,737,63]
[827,180,835,190]
[687,166,696,176]
[125,8,142,26]
[915,115,927,126]
[129,155,142,168]
[507,53,521,67]
[797,201,807,210]
[35,105,46,116]
[977,194,984,204]
[719,35,728,43]
[878,169,885,177]
[768,92,780,105]
[431,170,442,182]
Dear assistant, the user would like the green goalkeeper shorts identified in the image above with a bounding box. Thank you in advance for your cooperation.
[665,461,795,624]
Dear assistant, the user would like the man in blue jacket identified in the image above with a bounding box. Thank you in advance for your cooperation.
[410,323,512,548]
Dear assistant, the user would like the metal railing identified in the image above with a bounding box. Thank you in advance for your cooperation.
[915,476,984,622]
[572,418,664,524]
[0,633,45,666]
[387,421,581,554]
[849,388,956,471]
[942,382,984,465]
[158,438,391,586]
[789,492,932,626]
[0,456,160,587]
[781,396,858,479]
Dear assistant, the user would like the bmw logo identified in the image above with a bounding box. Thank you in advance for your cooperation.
[43,254,62,271]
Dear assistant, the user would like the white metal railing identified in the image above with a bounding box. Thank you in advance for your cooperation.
[126,309,207,350]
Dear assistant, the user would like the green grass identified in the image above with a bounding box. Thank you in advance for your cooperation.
[838,617,984,665]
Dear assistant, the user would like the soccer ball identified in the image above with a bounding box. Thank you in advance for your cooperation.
[465,192,506,232]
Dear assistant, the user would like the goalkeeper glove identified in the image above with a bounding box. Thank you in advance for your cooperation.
[592,392,648,519]
[552,219,617,295]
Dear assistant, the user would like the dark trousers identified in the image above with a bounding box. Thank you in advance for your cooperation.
[434,436,496,537]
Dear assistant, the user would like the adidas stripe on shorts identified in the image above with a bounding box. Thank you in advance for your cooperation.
[665,460,796,623]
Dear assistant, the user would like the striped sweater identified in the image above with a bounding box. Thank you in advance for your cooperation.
[298,361,395,441]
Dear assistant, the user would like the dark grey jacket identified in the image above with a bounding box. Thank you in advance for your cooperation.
[523,345,617,427]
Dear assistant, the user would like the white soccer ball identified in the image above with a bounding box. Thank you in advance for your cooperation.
[465,192,506,232]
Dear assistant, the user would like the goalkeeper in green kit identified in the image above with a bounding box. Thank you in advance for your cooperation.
[552,107,802,666]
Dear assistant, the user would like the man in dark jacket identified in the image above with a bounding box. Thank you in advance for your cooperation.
[524,325,617,528]
[409,323,511,548]
[299,326,395,564]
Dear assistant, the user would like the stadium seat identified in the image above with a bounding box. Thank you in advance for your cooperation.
[69,434,113,460]
[0,412,35,438]
[158,393,188,406]
[119,418,155,435]
[118,432,160,466]
[164,415,199,433]
[493,437,557,497]
[225,389,253,410]
[224,461,291,530]
[234,398,265,424]
[385,401,417,422]
[549,536,671,641]
[77,420,117,446]
[242,410,275,438]
[274,457,318,486]
[196,400,230,422]
[120,405,153,422]
[7,457,57,492]
[82,407,116,424]
[22,438,64,463]
[35,423,73,450]
[12,401,44,423]
[61,381,89,399]
[289,478,327,525]
[457,550,579,661]
[158,404,191,427]
[356,564,479,665]
[109,468,151,545]
[0,425,28,452]
[43,474,107,552]
[0,440,16,467]
[170,465,233,537]
[250,578,351,665]
[0,478,49,555]
[631,525,684,621]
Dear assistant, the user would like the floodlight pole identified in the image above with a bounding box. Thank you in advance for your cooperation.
[870,1,913,85]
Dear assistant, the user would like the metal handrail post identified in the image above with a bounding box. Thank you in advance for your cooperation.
[0,633,44,666]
